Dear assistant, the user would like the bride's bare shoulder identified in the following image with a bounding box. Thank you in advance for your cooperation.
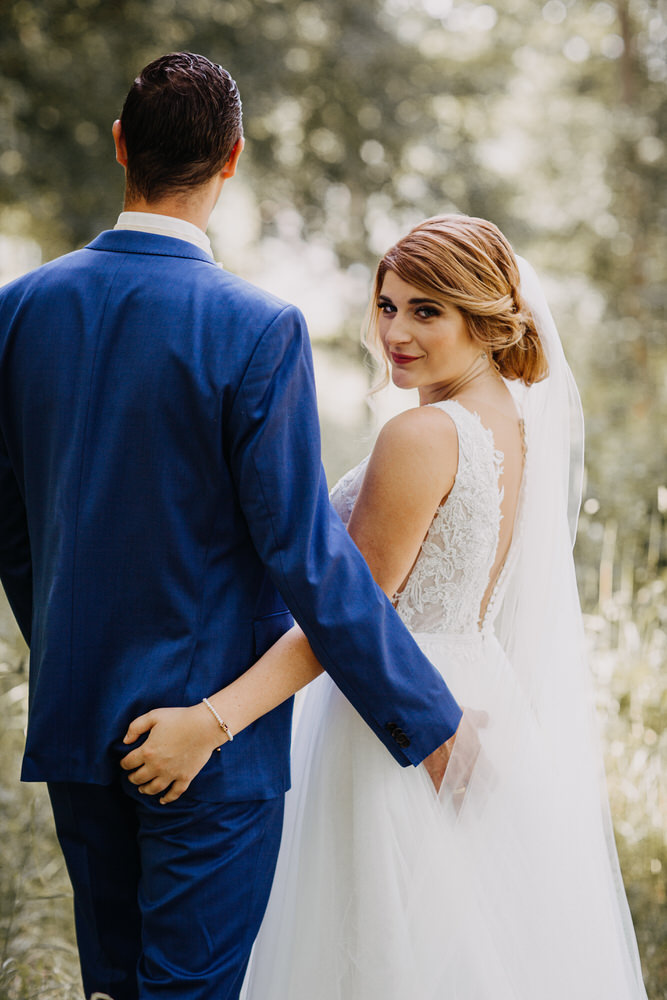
[375,404,458,456]
[366,404,459,496]
[348,405,460,579]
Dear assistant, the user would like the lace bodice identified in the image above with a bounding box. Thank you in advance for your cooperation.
[329,400,504,635]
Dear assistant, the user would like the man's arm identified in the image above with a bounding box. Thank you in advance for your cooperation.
[121,429,464,798]
[120,331,466,799]
[224,304,461,764]
[121,303,465,797]
[0,433,32,644]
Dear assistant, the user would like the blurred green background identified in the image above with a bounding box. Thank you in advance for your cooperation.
[0,0,665,996]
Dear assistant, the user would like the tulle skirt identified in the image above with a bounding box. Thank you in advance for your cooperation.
[242,630,647,1000]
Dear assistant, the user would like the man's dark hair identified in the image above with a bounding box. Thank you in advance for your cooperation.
[120,52,243,202]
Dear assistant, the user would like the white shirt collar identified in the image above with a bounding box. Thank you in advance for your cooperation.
[114,211,214,259]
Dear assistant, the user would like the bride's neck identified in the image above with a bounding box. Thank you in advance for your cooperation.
[420,352,499,406]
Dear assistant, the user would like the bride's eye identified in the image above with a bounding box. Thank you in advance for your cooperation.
[415,305,440,319]
[377,301,396,315]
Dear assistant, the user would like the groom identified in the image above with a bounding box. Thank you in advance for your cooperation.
[0,53,461,999]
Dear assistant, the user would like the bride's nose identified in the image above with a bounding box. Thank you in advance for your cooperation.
[384,317,412,347]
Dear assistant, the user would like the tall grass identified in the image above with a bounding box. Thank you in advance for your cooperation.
[0,625,81,998]
[578,511,667,999]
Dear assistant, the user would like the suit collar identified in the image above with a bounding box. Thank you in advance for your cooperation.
[114,211,213,257]
[86,229,216,265]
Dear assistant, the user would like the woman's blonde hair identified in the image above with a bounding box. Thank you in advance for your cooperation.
[364,214,548,390]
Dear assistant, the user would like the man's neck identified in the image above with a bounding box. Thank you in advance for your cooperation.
[123,171,224,233]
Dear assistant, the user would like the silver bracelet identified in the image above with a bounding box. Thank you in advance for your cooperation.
[202,697,234,746]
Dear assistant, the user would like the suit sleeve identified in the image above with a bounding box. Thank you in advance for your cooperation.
[0,430,32,644]
[228,304,462,766]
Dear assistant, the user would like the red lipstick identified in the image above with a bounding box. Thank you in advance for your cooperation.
[390,352,420,364]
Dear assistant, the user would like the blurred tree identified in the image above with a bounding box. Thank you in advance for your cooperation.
[1,0,664,548]
[0,0,515,257]
[580,0,667,558]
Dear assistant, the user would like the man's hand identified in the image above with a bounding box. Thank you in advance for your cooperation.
[120,703,227,804]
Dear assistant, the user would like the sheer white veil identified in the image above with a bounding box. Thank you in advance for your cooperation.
[440,255,648,997]
[493,255,585,702]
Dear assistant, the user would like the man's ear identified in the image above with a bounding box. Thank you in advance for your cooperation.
[112,120,128,168]
[220,137,244,180]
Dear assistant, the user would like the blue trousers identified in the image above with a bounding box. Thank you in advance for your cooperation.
[47,778,284,1000]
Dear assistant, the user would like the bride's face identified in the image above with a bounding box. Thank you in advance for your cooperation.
[377,270,480,403]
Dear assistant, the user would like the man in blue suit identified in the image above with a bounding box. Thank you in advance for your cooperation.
[0,53,461,999]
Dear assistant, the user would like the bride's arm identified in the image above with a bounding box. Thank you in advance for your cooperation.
[121,406,459,803]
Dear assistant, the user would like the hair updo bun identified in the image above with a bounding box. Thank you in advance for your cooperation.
[495,286,546,384]
[365,214,549,389]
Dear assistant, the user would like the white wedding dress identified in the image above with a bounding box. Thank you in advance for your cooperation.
[242,262,648,1000]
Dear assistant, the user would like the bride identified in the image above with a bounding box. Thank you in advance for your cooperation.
[127,215,649,998]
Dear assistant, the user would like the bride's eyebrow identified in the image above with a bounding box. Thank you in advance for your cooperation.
[377,294,445,307]
[408,297,444,306]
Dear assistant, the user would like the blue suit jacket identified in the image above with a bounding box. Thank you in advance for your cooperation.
[0,230,461,801]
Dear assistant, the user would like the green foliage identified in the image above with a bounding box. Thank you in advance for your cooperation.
[0,0,665,993]
[1,0,665,540]
[0,0,502,258]
[585,560,667,999]
[0,620,80,998]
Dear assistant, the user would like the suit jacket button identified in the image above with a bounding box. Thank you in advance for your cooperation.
[387,725,410,747]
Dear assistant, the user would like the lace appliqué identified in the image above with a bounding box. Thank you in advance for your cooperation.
[329,455,369,529]
[392,401,503,634]
[329,401,504,637]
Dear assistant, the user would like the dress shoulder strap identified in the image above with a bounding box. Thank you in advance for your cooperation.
[427,399,502,469]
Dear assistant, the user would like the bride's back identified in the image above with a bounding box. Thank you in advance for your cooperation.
[377,385,523,636]
[455,382,526,625]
